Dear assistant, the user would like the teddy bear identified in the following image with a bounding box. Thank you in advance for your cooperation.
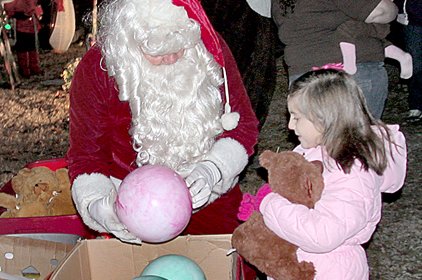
[0,166,77,217]
[231,150,325,280]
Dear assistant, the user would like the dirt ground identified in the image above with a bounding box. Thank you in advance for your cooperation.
[0,43,421,279]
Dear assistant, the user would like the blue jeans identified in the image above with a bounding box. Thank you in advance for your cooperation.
[403,24,422,111]
[289,62,388,119]
[353,62,388,119]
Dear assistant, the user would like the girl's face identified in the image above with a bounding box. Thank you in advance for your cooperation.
[287,97,323,149]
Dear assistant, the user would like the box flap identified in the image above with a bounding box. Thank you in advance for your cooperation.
[50,234,238,280]
[48,240,91,280]
[0,236,73,279]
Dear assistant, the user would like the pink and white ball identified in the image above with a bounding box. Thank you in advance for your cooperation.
[115,165,192,243]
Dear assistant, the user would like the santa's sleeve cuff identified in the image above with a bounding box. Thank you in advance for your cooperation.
[206,137,248,202]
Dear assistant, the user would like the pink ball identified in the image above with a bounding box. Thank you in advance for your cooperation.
[115,165,192,243]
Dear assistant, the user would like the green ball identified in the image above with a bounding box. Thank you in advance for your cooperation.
[140,254,206,280]
[133,276,167,280]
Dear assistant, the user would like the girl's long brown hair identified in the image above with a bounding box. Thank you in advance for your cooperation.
[288,70,397,175]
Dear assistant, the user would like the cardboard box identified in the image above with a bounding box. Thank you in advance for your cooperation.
[0,236,74,280]
[50,234,242,280]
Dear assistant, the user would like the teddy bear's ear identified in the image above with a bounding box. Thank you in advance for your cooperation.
[55,168,71,189]
[310,160,323,174]
[11,168,32,193]
[259,150,275,169]
[17,168,32,177]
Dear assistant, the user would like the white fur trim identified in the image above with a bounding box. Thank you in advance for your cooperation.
[205,138,248,203]
[222,112,240,131]
[140,0,189,28]
[71,173,115,233]
[222,67,240,131]
[246,0,271,18]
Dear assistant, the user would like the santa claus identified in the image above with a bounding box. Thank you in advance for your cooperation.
[67,0,258,254]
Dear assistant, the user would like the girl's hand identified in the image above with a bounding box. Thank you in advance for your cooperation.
[237,193,257,221]
[254,183,272,208]
[237,183,272,221]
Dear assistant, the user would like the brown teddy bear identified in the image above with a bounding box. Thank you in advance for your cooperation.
[232,150,325,280]
[0,166,76,217]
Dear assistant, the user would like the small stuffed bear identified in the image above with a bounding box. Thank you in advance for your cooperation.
[0,166,77,217]
[232,150,324,280]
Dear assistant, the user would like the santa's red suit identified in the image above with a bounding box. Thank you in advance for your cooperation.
[67,35,258,228]
[68,0,259,277]
[67,2,258,277]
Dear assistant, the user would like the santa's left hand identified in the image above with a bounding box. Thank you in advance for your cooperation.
[185,161,222,209]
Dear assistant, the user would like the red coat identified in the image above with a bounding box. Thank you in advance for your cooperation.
[4,0,42,33]
[66,35,259,234]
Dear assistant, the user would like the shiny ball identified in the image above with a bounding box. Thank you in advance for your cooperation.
[116,165,192,243]
[133,276,167,280]
[140,254,206,280]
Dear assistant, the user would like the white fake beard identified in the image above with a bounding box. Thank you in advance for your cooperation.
[130,51,223,171]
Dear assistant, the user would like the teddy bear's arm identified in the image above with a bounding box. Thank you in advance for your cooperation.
[0,192,18,210]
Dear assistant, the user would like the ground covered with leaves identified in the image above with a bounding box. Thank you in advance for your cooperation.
[0,43,421,279]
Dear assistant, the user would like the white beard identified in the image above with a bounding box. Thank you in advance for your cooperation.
[130,48,224,171]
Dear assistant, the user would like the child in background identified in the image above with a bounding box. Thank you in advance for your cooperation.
[336,20,413,79]
[259,70,407,279]
[4,0,43,78]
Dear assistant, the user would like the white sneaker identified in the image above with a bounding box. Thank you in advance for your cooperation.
[406,109,422,123]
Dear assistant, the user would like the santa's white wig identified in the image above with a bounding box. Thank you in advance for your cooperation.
[96,0,224,170]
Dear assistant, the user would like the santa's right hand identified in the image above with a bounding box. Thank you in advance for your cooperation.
[87,189,142,244]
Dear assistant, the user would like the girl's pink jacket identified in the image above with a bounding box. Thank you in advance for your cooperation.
[260,125,407,280]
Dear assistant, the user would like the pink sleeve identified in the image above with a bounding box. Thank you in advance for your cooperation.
[379,125,407,193]
[259,175,369,253]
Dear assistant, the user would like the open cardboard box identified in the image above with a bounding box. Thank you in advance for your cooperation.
[50,234,243,280]
[0,235,74,280]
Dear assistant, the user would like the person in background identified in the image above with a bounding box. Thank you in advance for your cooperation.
[260,69,406,279]
[4,0,42,78]
[67,0,259,278]
[272,0,399,119]
[394,0,422,123]
[335,20,412,79]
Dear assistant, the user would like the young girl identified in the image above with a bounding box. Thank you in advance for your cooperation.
[260,69,407,279]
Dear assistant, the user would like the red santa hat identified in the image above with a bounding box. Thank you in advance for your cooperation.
[172,0,224,67]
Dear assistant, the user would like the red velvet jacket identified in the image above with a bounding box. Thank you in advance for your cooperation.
[66,34,259,184]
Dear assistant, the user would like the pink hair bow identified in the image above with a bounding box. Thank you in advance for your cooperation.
[312,63,344,71]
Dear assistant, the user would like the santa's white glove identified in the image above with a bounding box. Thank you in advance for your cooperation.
[185,161,222,209]
[72,173,141,244]
[87,188,141,244]
[180,138,249,210]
